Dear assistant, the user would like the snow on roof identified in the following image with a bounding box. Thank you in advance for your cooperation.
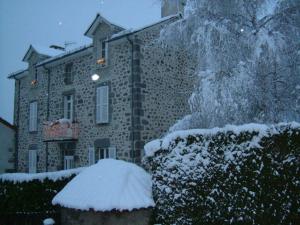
[52,159,155,212]
[85,13,125,38]
[7,68,28,79]
[0,167,85,184]
[144,122,300,157]
[109,14,181,41]
[32,44,64,57]
[37,44,93,67]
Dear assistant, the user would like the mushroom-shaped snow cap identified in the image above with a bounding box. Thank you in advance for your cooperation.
[52,159,155,212]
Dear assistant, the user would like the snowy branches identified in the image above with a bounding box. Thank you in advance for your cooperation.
[160,0,300,129]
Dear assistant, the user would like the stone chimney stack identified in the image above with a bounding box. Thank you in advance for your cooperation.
[161,0,186,18]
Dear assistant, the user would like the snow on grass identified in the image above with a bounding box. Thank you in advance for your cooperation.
[0,167,85,184]
[52,159,155,212]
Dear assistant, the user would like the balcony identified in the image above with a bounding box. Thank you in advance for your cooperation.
[43,120,79,142]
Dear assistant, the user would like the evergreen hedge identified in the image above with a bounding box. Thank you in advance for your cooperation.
[144,123,300,225]
[0,169,82,214]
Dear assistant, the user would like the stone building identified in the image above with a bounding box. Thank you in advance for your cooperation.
[8,0,191,173]
[0,117,16,173]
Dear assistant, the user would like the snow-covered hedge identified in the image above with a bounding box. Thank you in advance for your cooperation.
[0,168,84,214]
[144,123,300,225]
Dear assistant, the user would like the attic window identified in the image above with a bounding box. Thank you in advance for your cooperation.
[97,40,108,66]
[64,63,74,84]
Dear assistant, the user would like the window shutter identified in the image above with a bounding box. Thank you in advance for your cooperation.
[105,41,108,62]
[64,96,68,119]
[29,102,37,131]
[29,103,33,131]
[70,95,74,121]
[96,88,101,123]
[108,147,117,159]
[96,86,109,123]
[33,102,37,131]
[28,150,37,173]
[88,147,95,165]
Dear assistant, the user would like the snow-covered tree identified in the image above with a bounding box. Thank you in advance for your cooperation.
[162,0,300,130]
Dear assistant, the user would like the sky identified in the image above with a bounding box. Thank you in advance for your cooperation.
[0,0,161,124]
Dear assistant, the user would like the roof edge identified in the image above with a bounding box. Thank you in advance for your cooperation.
[84,13,125,38]
[7,69,28,79]
[0,117,16,130]
[108,14,181,43]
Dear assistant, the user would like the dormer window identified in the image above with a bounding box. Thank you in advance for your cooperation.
[97,40,108,66]
[64,63,74,85]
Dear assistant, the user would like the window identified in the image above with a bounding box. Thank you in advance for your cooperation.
[64,63,73,84]
[64,94,74,121]
[101,41,108,59]
[64,155,74,170]
[28,150,37,173]
[96,86,109,123]
[96,147,116,161]
[97,40,108,66]
[89,147,116,165]
[29,101,38,132]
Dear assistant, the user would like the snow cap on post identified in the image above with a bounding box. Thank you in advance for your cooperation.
[52,159,155,212]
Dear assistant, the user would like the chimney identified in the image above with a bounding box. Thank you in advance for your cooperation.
[161,0,186,18]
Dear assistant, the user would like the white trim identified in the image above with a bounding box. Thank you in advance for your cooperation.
[64,156,74,170]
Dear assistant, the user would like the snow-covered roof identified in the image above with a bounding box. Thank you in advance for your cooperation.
[23,44,63,62]
[85,13,125,38]
[7,68,28,79]
[0,167,85,183]
[36,44,93,67]
[52,159,155,212]
[109,14,181,42]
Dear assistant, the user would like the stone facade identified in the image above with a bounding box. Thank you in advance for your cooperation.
[9,2,192,172]
[61,208,152,225]
[0,118,15,173]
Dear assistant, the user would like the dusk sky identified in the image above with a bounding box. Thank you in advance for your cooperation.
[0,0,160,123]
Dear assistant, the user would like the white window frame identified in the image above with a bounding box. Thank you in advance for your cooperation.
[64,155,74,170]
[95,147,116,162]
[64,94,74,121]
[96,86,109,124]
[29,101,38,132]
[28,150,37,173]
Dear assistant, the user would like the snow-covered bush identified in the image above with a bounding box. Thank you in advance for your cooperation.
[144,122,300,225]
[0,168,83,214]
[160,0,300,129]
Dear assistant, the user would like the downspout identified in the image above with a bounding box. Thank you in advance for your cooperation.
[126,36,135,162]
[43,65,51,172]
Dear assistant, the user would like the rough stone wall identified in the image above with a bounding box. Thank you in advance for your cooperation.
[14,16,193,172]
[61,208,152,225]
[126,17,193,161]
[0,123,15,173]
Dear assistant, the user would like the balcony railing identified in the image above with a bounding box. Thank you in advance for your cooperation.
[43,120,79,142]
